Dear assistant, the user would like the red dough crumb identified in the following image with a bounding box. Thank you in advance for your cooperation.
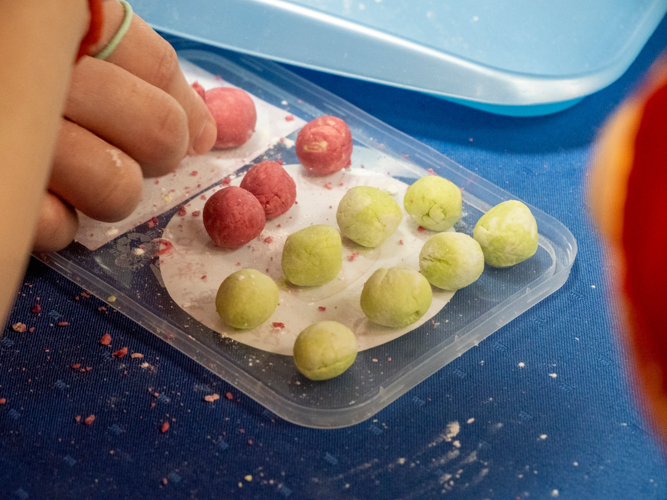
[347,252,359,262]
[272,322,285,329]
[296,116,353,176]
[191,81,206,101]
[203,187,266,249]
[222,178,231,186]
[161,422,170,433]
[32,304,41,313]
[100,333,112,345]
[113,347,128,358]
[205,87,257,149]
[12,323,26,332]
[418,226,426,233]
[318,306,326,312]
[239,161,297,219]
[84,415,95,425]
[225,392,233,400]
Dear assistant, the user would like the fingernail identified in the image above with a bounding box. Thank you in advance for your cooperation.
[192,96,217,155]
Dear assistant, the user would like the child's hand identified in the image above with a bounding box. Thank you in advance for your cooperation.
[35,1,216,251]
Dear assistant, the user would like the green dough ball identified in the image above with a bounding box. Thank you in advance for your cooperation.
[282,224,342,286]
[215,269,279,329]
[419,232,485,290]
[360,267,433,328]
[293,321,358,380]
[473,200,538,267]
[336,186,403,247]
[404,176,462,231]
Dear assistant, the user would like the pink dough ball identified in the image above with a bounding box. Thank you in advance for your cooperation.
[239,161,297,219]
[204,87,257,149]
[203,187,266,249]
[295,116,353,176]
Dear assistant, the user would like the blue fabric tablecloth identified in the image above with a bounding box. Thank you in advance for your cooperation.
[3,17,667,500]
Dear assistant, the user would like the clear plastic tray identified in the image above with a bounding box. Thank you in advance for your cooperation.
[39,44,576,428]
[131,0,667,115]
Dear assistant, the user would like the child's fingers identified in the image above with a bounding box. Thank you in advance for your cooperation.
[89,1,216,157]
[65,57,189,178]
[49,119,144,222]
[32,192,79,253]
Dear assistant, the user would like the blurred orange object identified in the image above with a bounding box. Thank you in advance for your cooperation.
[589,55,667,445]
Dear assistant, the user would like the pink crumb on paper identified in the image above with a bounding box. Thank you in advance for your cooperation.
[427,168,436,175]
[191,211,201,217]
[201,275,207,280]
[155,239,174,256]
[399,240,404,245]
[279,137,285,142]
[347,252,359,262]
[178,205,187,216]
[200,195,207,200]
[285,115,294,121]
[318,306,326,312]
[324,182,333,190]
[418,226,426,233]
[191,170,198,176]
[154,179,160,185]
[263,237,274,244]
[272,322,285,329]
[222,178,231,186]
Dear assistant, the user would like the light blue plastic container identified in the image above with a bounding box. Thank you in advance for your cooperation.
[131,0,667,116]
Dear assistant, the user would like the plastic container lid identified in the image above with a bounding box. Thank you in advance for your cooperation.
[131,0,667,115]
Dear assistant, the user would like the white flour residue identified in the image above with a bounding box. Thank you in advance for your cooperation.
[107,148,122,167]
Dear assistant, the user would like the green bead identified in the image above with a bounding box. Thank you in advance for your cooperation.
[420,232,485,290]
[293,321,358,380]
[336,186,403,247]
[360,267,432,328]
[404,176,462,231]
[473,200,538,267]
[215,269,279,329]
[282,225,342,286]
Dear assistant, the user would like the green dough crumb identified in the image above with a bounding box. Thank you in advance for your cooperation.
[473,200,538,267]
[215,269,279,329]
[293,321,358,380]
[336,186,403,247]
[360,267,433,328]
[282,224,342,286]
[419,232,485,290]
[404,176,462,231]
